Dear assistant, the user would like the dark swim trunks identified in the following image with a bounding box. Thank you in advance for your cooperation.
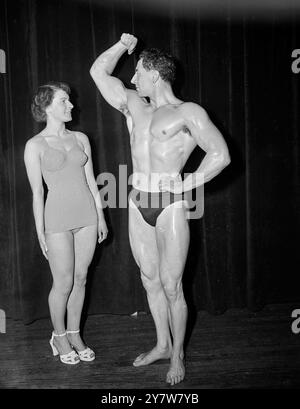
[129,188,185,227]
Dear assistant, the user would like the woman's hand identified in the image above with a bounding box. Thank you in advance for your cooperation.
[98,217,108,244]
[38,232,48,260]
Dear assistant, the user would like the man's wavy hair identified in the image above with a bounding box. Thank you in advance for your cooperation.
[31,82,70,122]
[139,48,176,84]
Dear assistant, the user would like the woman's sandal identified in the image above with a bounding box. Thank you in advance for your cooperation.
[49,331,80,365]
[66,329,95,362]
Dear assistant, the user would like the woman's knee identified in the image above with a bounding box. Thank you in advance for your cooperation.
[73,268,88,287]
[52,276,73,297]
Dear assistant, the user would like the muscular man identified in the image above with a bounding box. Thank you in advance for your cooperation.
[90,33,230,385]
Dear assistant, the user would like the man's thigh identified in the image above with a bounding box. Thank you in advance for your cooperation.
[156,202,190,281]
[128,198,159,270]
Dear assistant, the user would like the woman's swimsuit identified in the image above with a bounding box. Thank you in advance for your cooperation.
[41,137,97,233]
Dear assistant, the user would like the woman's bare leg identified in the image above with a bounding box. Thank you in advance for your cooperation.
[46,231,74,354]
[66,225,97,350]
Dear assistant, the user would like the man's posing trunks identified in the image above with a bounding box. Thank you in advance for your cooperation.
[90,33,230,385]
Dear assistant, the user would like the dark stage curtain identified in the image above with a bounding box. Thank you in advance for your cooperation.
[0,0,299,323]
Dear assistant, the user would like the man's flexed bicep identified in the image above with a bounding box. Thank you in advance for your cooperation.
[90,69,129,113]
[90,33,137,114]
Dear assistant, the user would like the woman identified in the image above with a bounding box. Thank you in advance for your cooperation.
[24,82,108,365]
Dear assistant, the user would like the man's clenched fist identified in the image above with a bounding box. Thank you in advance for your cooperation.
[120,33,138,55]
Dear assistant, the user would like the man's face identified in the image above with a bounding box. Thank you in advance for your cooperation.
[131,59,155,97]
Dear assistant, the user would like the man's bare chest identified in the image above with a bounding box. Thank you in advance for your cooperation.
[131,105,190,143]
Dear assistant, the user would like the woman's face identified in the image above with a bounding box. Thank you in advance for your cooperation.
[45,89,73,122]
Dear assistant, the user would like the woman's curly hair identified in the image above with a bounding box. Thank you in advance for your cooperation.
[31,82,70,122]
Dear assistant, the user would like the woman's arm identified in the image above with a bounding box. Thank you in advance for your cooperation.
[24,139,48,259]
[77,132,108,243]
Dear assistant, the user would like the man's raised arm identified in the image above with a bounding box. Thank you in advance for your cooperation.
[90,33,137,113]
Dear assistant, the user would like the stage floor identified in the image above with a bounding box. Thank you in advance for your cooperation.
[0,303,299,389]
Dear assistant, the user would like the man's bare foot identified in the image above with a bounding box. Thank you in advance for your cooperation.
[166,357,185,386]
[133,346,171,367]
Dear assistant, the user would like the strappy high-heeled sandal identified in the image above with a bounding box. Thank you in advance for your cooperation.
[66,329,95,362]
[49,331,80,365]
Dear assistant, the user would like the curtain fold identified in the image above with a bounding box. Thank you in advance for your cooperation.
[0,0,299,323]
